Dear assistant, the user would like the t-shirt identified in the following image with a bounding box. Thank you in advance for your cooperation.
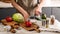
[16,0,40,16]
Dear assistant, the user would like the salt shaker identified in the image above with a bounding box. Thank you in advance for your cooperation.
[46,18,49,28]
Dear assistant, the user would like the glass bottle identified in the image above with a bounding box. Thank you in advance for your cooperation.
[41,14,47,28]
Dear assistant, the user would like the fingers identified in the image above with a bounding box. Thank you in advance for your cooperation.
[35,11,40,16]
[35,8,41,16]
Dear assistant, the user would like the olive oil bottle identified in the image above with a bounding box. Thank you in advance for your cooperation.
[42,14,47,28]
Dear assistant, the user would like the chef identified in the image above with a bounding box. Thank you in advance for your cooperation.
[0,0,44,20]
[11,0,44,20]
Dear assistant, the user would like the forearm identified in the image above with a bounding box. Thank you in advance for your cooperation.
[0,0,11,3]
[11,0,29,20]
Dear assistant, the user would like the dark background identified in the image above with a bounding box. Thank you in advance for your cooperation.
[0,8,17,20]
[0,7,60,21]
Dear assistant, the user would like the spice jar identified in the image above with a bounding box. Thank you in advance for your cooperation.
[50,15,55,25]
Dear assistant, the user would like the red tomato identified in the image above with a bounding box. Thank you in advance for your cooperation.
[25,21,32,27]
[5,16,12,22]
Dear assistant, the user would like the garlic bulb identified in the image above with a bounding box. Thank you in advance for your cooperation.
[4,25,11,31]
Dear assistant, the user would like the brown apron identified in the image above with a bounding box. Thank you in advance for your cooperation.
[16,0,39,16]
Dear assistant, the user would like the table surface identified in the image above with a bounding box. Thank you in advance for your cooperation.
[0,19,60,34]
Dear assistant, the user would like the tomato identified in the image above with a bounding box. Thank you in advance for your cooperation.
[5,16,12,22]
[25,21,32,27]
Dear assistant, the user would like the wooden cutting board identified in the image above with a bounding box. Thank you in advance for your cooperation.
[1,19,40,33]
[1,19,20,29]
[1,19,17,26]
[20,23,40,32]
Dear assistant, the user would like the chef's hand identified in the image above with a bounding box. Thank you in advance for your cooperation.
[35,5,42,16]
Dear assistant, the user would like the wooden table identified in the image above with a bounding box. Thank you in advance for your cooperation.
[0,19,60,34]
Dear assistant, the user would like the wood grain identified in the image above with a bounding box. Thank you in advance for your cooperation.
[1,19,40,32]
